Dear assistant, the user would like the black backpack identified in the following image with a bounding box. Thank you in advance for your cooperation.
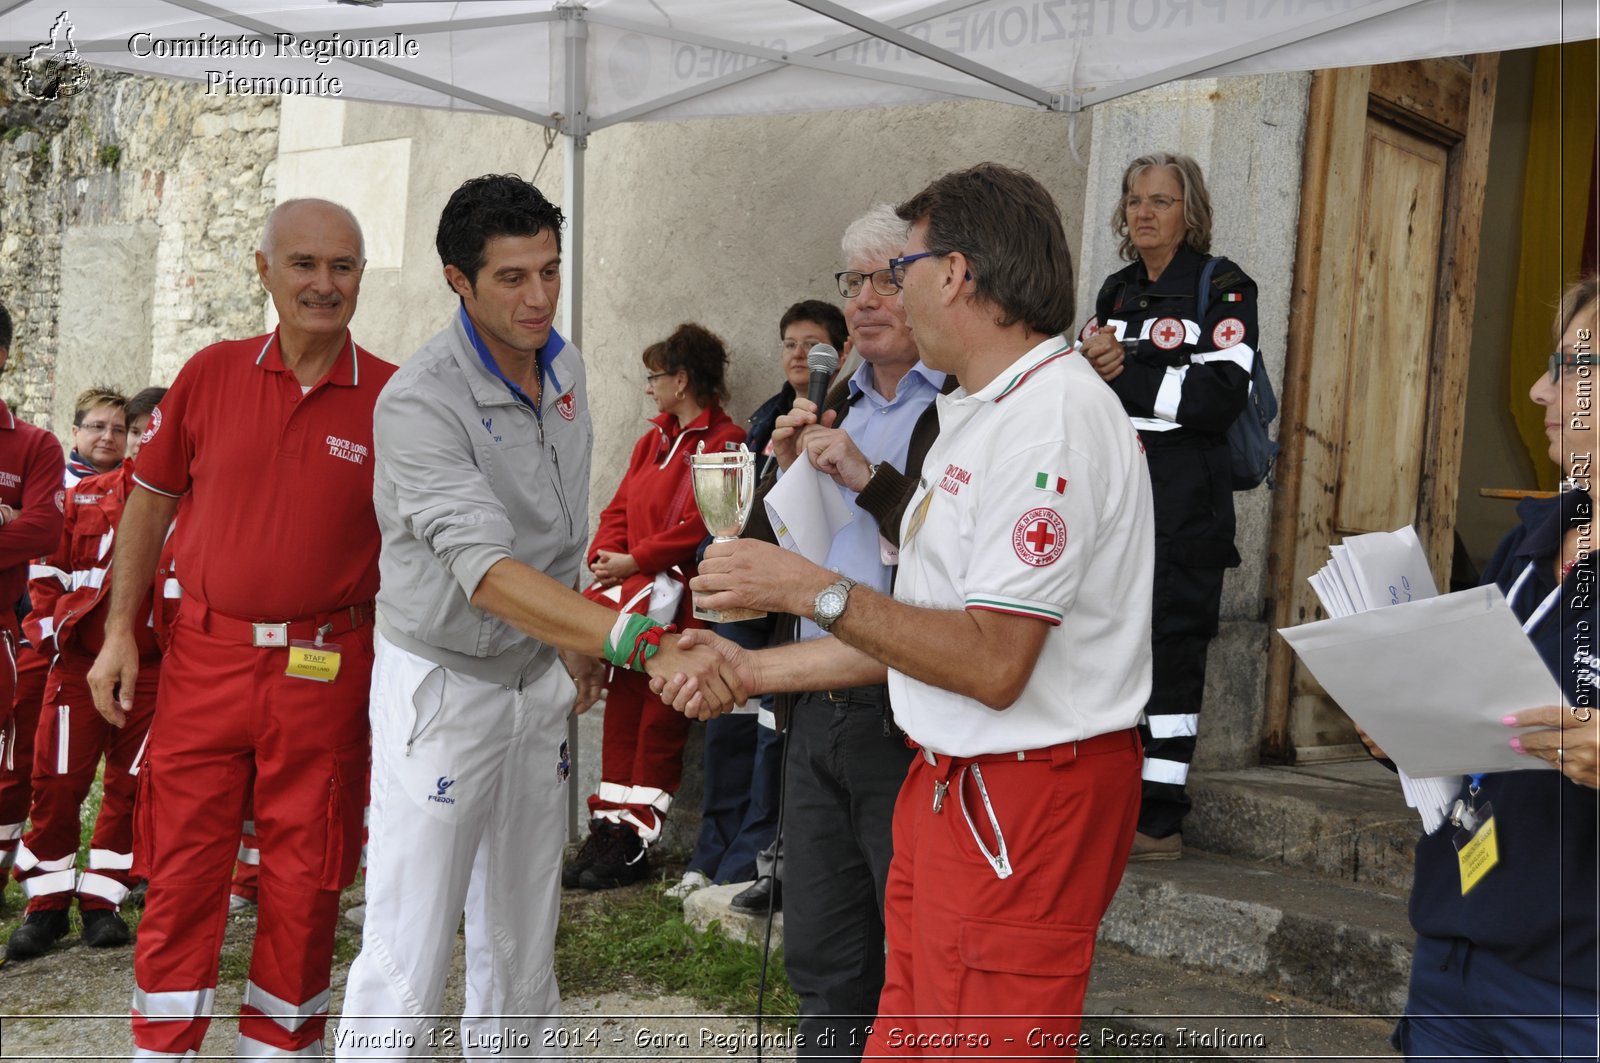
[1197,257,1279,490]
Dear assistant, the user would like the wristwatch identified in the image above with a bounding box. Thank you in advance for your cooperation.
[813,576,857,632]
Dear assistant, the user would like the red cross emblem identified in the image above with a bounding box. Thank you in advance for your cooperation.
[1150,316,1185,350]
[556,392,577,421]
[1212,317,1245,349]
[1012,507,1067,567]
[1079,316,1098,342]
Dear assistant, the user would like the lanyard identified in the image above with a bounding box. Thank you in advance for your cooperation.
[1506,561,1562,635]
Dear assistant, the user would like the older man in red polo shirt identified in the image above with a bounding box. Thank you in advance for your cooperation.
[0,300,67,878]
[90,198,395,1060]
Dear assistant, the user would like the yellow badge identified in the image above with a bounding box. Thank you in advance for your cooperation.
[1453,807,1499,895]
[285,640,342,683]
[904,489,933,546]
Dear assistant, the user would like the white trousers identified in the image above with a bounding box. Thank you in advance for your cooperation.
[336,634,574,1059]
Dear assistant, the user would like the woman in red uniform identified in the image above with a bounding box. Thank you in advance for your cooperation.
[566,322,744,889]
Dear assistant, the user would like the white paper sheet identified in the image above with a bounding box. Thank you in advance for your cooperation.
[1343,525,1440,609]
[1279,584,1562,778]
[762,452,853,565]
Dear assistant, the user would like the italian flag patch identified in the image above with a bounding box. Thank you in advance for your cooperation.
[1222,292,1244,303]
[1034,472,1067,494]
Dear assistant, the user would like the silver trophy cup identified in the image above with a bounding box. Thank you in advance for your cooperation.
[690,443,766,623]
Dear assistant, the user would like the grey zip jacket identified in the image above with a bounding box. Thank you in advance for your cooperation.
[372,310,592,688]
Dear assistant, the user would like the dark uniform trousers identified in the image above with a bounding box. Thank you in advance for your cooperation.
[783,685,913,1060]
[1139,441,1234,838]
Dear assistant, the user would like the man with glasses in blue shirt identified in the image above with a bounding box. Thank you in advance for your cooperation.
[756,203,947,1061]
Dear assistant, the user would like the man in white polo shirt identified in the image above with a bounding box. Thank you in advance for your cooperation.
[677,162,1153,1056]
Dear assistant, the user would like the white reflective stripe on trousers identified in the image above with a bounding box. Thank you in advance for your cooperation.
[235,1033,326,1058]
[89,847,135,870]
[1147,712,1199,739]
[1141,756,1190,786]
[132,986,216,1021]
[77,870,131,904]
[242,980,331,1034]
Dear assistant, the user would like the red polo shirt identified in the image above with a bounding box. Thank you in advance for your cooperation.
[0,399,67,611]
[134,331,396,621]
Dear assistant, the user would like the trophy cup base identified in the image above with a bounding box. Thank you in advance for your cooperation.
[693,605,767,624]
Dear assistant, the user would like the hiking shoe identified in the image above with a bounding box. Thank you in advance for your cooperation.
[80,908,131,949]
[563,823,621,889]
[1128,831,1183,862]
[579,829,649,890]
[228,892,258,914]
[729,875,781,914]
[665,869,711,899]
[5,908,70,961]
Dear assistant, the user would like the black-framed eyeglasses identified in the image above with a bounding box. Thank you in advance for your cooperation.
[1550,351,1600,382]
[887,251,944,289]
[835,268,898,299]
[645,371,674,385]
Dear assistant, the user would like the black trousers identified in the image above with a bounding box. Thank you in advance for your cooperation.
[1138,555,1226,837]
[781,687,914,1060]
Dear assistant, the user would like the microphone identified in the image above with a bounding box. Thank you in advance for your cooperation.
[806,344,840,411]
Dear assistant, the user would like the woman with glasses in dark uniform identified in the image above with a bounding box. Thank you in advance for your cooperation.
[1079,151,1257,861]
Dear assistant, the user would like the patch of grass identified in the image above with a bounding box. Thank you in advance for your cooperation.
[556,881,798,1023]
[98,142,121,169]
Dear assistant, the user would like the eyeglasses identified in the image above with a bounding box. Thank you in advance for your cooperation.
[644,371,674,385]
[782,338,823,355]
[1123,195,1183,214]
[835,268,898,299]
[1550,351,1600,382]
[76,420,127,436]
[887,251,945,289]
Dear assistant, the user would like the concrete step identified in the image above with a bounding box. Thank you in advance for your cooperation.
[1186,762,1424,892]
[682,881,783,947]
[1101,849,1414,1015]
[1084,944,1398,1059]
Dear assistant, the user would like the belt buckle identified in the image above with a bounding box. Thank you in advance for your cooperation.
[252,622,289,648]
[825,689,848,703]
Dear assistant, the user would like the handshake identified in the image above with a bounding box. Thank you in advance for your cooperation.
[611,536,848,719]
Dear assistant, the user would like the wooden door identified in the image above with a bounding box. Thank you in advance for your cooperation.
[1263,57,1499,763]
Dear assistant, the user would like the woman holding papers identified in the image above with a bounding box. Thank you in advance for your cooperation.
[1383,276,1599,1060]
[567,323,745,890]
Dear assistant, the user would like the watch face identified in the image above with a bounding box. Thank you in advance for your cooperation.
[819,590,845,617]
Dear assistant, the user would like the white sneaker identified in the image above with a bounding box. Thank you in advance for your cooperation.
[665,869,711,899]
[228,893,257,914]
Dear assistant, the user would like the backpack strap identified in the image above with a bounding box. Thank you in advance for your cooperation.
[1195,255,1219,322]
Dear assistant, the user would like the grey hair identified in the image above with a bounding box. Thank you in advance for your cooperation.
[1111,152,1213,262]
[841,204,911,267]
[259,198,367,260]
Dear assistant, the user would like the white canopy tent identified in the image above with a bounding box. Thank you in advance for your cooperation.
[3,0,1596,344]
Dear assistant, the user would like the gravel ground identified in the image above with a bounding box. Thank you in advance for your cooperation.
[0,887,795,1061]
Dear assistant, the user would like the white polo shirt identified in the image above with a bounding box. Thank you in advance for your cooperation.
[888,336,1155,756]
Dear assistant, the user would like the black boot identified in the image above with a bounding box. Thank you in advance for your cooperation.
[579,828,650,890]
[5,908,70,961]
[81,907,132,948]
[563,822,619,889]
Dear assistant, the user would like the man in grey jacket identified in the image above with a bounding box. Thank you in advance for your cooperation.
[338,174,742,1057]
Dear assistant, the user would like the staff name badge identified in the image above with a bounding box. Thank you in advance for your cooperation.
[286,639,342,683]
[1450,799,1498,895]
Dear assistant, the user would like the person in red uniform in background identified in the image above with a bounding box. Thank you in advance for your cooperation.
[0,387,123,884]
[5,387,174,961]
[566,322,744,889]
[89,198,395,1059]
[0,301,67,887]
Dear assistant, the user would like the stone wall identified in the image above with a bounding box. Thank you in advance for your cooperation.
[0,58,278,436]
